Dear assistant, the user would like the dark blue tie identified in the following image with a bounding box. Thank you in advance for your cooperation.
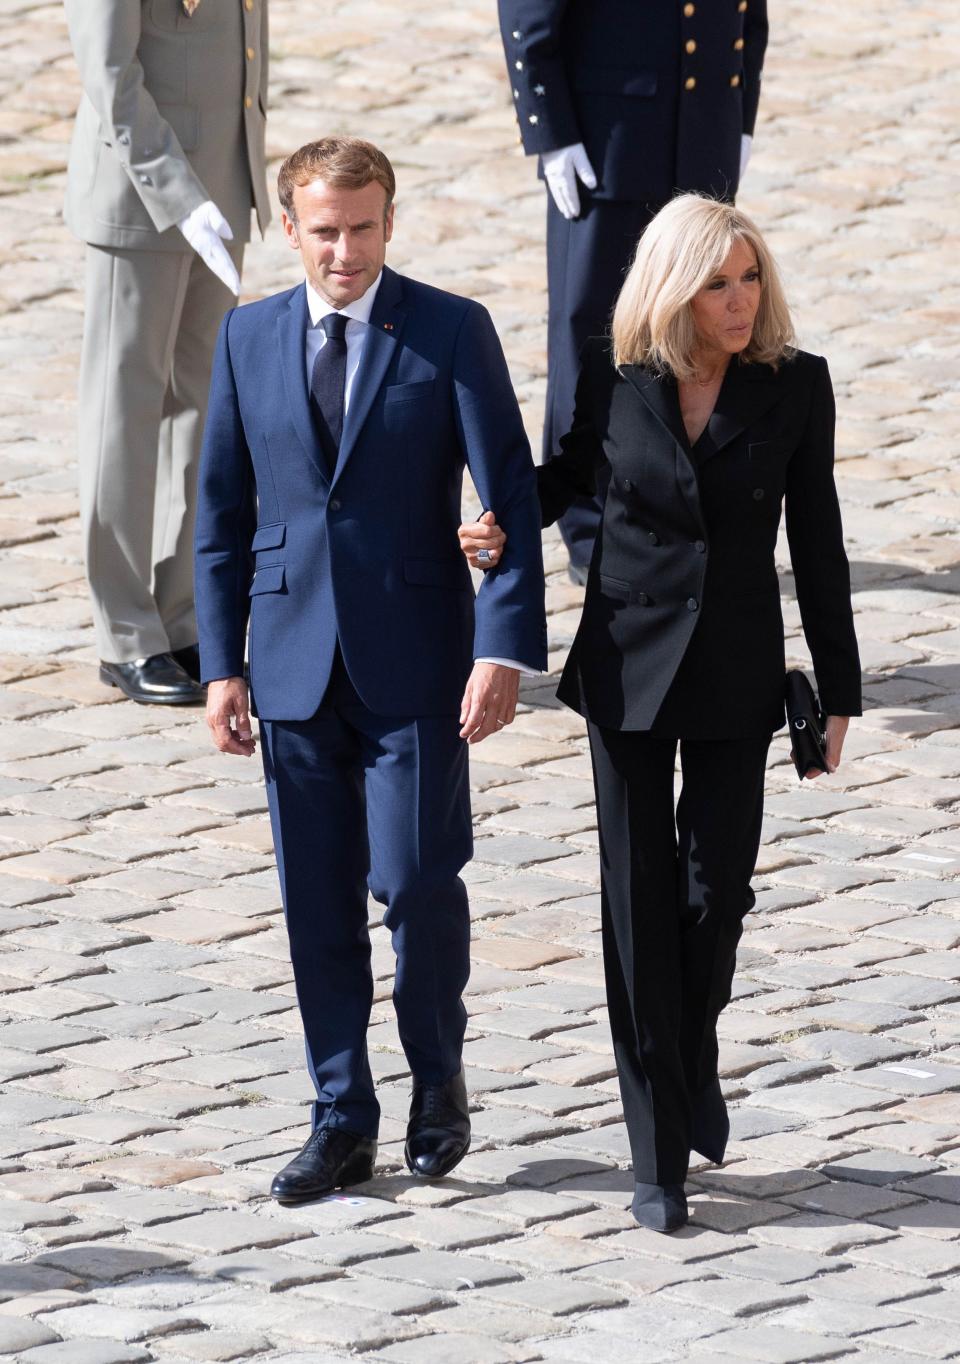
[310,312,348,469]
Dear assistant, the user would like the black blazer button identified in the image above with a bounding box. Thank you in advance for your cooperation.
[694,539,706,553]
[622,478,634,493]
[330,498,342,511]
[752,487,765,501]
[686,597,699,611]
[647,531,660,545]
[637,592,649,606]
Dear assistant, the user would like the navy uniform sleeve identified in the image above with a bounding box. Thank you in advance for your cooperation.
[497,1,581,155]
[742,0,769,137]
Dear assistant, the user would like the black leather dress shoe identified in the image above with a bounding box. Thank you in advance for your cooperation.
[170,643,201,683]
[99,654,204,705]
[270,1127,376,1206]
[405,1067,471,1179]
[632,1181,689,1233]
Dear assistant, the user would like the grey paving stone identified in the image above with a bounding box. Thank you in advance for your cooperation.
[0,1317,60,1353]
[688,1324,851,1360]
[352,1250,522,1291]
[16,1345,151,1364]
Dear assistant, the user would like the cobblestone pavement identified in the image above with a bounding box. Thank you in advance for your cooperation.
[0,1,959,1360]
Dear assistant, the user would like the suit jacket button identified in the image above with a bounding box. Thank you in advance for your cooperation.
[687,597,699,611]
[694,539,706,553]
[647,531,660,545]
[622,478,634,492]
[330,498,342,511]
[637,592,649,606]
[752,487,765,500]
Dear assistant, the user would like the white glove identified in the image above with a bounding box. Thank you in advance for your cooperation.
[542,142,597,220]
[740,134,753,181]
[177,200,241,295]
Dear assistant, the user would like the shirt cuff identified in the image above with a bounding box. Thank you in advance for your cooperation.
[476,656,541,678]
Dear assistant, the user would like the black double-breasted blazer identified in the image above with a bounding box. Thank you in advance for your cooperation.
[539,341,862,736]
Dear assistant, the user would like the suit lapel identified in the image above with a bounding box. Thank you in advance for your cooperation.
[276,283,329,484]
[620,365,703,527]
[704,359,784,459]
[333,266,407,484]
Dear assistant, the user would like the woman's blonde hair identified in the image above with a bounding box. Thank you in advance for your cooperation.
[611,194,795,379]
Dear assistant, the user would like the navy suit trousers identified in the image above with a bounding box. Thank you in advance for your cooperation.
[544,194,659,568]
[260,650,472,1137]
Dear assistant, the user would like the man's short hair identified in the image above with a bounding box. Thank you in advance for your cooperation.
[278,137,396,220]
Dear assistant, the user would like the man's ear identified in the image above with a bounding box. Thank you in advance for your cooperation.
[384,202,395,244]
[281,210,300,251]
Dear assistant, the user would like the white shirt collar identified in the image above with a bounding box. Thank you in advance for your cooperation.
[305,272,383,329]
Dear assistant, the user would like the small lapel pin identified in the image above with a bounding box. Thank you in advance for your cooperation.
[383,322,394,331]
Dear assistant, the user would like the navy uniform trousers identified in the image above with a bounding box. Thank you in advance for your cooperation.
[544,196,659,569]
[260,648,472,1138]
[588,725,769,1186]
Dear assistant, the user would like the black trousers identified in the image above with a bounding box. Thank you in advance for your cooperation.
[587,724,770,1186]
[544,194,659,568]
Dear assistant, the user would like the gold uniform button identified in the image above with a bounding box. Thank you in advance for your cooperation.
[738,0,747,10]
[244,95,253,108]
[685,39,696,54]
[685,76,697,91]
[247,46,256,60]
[730,74,741,87]
[733,37,745,51]
[244,0,253,9]
[684,2,695,13]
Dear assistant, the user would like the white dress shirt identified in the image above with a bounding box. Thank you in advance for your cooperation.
[303,275,538,679]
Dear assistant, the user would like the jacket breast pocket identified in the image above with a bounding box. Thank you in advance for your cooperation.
[249,564,285,595]
[385,379,436,405]
[748,440,792,463]
[251,522,285,552]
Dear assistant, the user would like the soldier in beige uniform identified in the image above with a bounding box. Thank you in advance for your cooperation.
[64,0,270,703]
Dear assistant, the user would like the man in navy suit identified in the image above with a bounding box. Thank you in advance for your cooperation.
[195,137,547,1203]
[498,0,768,580]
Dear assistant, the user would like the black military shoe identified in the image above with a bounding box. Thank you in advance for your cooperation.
[631,1181,689,1234]
[99,654,204,705]
[270,1127,376,1206]
[405,1067,471,1179]
[170,643,201,683]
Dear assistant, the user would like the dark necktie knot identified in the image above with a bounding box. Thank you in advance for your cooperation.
[321,311,348,344]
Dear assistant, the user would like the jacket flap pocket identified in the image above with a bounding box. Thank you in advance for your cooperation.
[573,67,657,98]
[157,104,200,152]
[249,563,286,595]
[385,379,436,404]
[404,556,461,588]
[251,522,286,551]
[599,574,632,601]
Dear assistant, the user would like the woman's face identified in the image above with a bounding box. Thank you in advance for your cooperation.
[689,238,762,362]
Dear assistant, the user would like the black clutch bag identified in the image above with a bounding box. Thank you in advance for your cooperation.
[785,670,828,780]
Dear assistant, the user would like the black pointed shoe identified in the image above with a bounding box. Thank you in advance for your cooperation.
[270,1127,376,1206]
[99,654,203,705]
[170,643,202,684]
[405,1067,471,1179]
[631,1182,689,1234]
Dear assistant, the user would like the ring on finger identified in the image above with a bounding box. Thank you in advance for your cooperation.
[477,548,492,563]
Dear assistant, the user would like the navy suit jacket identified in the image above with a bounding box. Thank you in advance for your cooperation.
[195,267,547,721]
[499,0,769,203]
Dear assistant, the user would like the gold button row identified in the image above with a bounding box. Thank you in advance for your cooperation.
[244,95,253,108]
[685,74,742,91]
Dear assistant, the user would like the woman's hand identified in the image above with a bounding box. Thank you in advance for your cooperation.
[459,510,506,569]
[803,715,850,780]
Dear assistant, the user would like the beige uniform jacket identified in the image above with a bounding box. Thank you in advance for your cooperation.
[64,0,270,250]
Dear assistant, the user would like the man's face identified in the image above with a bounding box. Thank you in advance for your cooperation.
[282,178,394,308]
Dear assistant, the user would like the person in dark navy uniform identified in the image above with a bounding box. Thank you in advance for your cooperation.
[459,196,861,1231]
[498,0,769,580]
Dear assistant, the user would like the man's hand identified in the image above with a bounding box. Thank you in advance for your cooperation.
[178,200,241,295]
[459,510,507,569]
[740,133,753,181]
[459,663,520,744]
[802,715,849,781]
[542,143,597,220]
[207,676,256,757]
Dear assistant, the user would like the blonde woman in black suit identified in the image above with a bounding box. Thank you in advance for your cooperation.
[460,195,861,1232]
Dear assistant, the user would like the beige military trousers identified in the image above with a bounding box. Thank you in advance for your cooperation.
[78,242,244,663]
